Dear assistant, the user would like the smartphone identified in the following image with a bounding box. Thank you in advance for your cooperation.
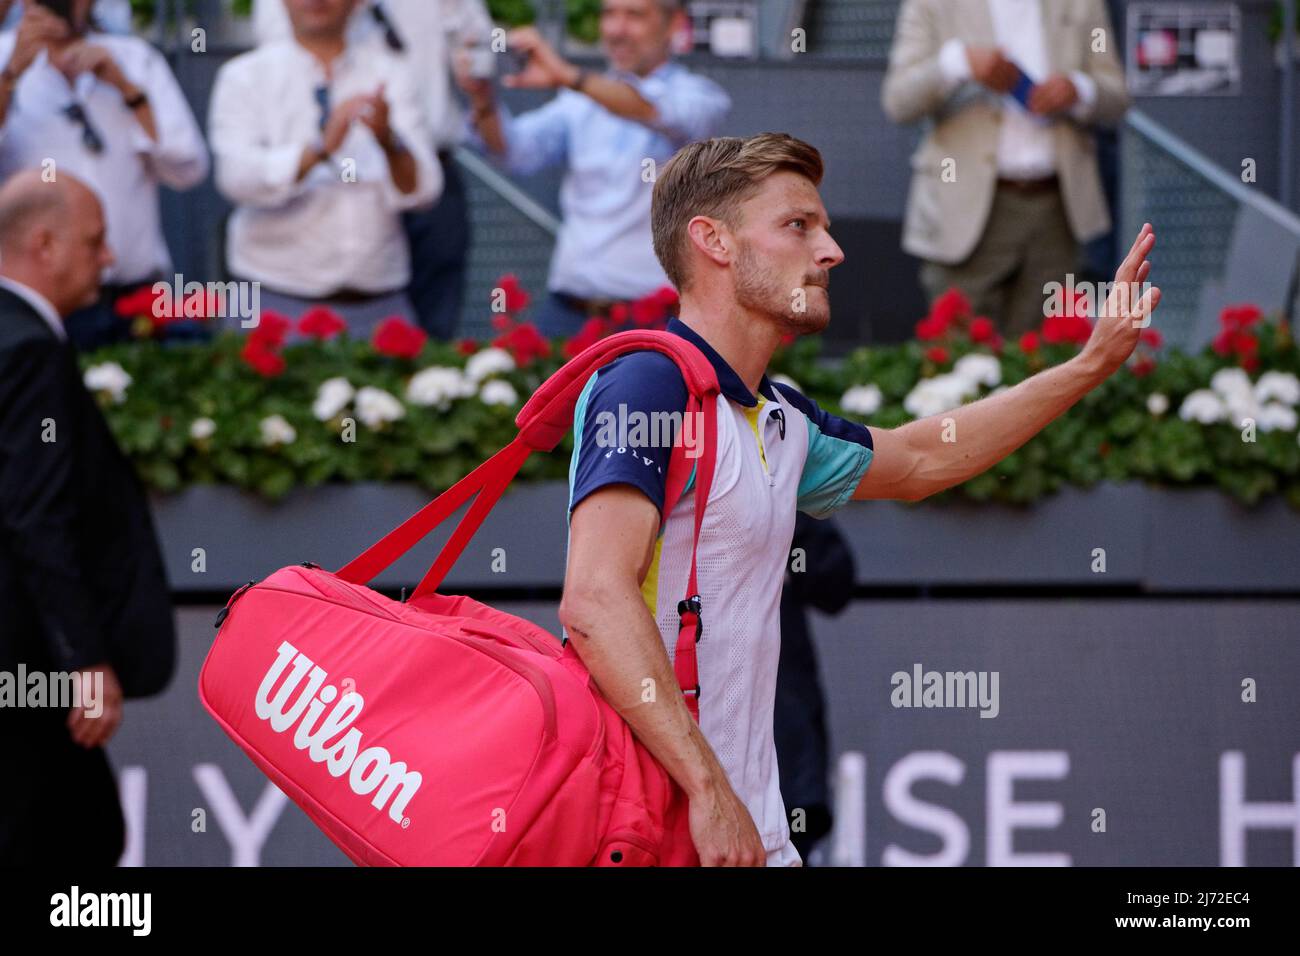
[1007,61,1035,109]
[35,0,76,22]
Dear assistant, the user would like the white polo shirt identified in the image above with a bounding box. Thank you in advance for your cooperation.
[564,318,875,865]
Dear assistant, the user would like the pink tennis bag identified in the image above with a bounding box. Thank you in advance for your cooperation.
[199,330,720,866]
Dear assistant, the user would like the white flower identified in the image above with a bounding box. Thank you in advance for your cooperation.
[355,386,406,429]
[1254,371,1300,407]
[1222,391,1261,429]
[405,366,474,408]
[1257,402,1298,433]
[189,417,216,440]
[903,375,972,419]
[1210,367,1254,400]
[259,414,296,446]
[1146,393,1169,417]
[83,362,132,403]
[770,373,801,393]
[840,384,882,417]
[952,353,1002,389]
[1178,389,1227,424]
[312,377,355,421]
[464,347,516,384]
[479,379,519,407]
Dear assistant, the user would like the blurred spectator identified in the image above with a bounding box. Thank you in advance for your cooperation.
[210,0,440,341]
[775,513,856,865]
[1,0,132,34]
[0,171,176,865]
[253,0,490,342]
[882,0,1128,338]
[0,0,209,350]
[456,0,730,337]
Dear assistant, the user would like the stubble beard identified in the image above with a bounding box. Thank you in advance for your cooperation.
[733,239,831,337]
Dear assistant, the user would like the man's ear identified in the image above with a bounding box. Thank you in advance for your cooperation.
[685,215,732,273]
[29,224,57,266]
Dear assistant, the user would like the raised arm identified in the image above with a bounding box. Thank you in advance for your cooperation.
[855,224,1161,503]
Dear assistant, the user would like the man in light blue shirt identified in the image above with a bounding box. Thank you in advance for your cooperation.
[456,0,730,336]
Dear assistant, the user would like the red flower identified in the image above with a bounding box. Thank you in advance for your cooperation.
[114,284,164,318]
[495,274,531,314]
[1219,304,1262,331]
[456,338,478,357]
[608,302,630,326]
[249,310,293,348]
[298,306,346,341]
[1231,330,1259,355]
[1042,313,1092,345]
[1139,327,1163,349]
[1130,356,1156,377]
[631,294,668,328]
[1019,331,1040,353]
[240,338,285,377]
[925,346,950,364]
[653,285,679,309]
[493,322,550,366]
[490,314,512,332]
[563,318,608,359]
[372,317,428,359]
[969,316,995,343]
[1242,355,1261,373]
[1212,328,1234,356]
[930,288,970,329]
[989,333,1005,354]
[915,315,947,341]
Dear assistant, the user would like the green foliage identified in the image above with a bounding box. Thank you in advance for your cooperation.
[83,319,1300,510]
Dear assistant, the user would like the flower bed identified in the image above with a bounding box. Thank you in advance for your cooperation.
[84,280,1300,509]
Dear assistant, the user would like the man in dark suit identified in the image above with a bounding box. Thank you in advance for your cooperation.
[0,170,175,866]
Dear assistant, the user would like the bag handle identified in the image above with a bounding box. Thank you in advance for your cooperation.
[335,330,719,601]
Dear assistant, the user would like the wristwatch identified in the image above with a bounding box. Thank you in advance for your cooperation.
[567,68,589,93]
[123,89,148,110]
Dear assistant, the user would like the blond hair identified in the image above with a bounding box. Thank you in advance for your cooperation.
[651,132,824,291]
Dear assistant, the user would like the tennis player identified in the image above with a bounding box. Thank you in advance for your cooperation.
[558,132,1160,866]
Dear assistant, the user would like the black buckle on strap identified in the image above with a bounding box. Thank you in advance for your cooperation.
[677,594,703,643]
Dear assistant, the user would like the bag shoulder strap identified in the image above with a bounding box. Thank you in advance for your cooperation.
[334,330,720,719]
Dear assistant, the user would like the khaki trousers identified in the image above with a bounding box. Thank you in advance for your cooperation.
[919,183,1080,339]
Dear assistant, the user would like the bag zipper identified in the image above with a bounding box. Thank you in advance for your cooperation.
[214,581,256,630]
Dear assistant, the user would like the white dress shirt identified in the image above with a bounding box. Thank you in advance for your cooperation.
[253,0,489,149]
[0,32,209,284]
[209,39,441,298]
[0,275,65,340]
[937,0,1098,180]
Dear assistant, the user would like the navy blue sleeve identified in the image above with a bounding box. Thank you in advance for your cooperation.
[568,351,690,520]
